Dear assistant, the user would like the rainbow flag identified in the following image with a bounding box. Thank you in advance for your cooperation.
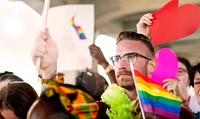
[135,70,182,119]
[70,15,86,39]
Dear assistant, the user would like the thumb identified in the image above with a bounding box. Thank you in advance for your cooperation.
[45,28,52,41]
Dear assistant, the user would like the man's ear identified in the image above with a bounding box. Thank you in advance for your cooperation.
[147,59,158,77]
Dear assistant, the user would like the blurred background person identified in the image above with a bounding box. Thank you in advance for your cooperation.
[0,74,38,119]
[189,62,200,118]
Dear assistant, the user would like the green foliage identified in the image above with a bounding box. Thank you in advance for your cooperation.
[101,84,140,119]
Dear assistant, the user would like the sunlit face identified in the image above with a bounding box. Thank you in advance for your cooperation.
[1,109,20,119]
[176,62,190,89]
[194,71,200,104]
[114,40,152,89]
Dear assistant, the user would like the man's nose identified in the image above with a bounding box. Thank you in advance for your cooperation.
[117,58,128,68]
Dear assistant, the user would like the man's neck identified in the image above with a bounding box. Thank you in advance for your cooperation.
[125,89,138,101]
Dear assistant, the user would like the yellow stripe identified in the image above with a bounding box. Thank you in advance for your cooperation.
[137,83,181,102]
[136,77,166,91]
[136,77,181,101]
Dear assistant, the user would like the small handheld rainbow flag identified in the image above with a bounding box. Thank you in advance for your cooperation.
[70,15,86,40]
[134,70,182,119]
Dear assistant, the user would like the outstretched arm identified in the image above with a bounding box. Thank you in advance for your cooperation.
[31,28,58,79]
[88,44,117,84]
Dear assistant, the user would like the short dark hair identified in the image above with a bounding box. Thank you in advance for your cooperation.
[178,57,192,86]
[116,31,155,56]
[0,71,23,82]
[191,63,200,87]
[0,71,13,77]
[0,82,38,119]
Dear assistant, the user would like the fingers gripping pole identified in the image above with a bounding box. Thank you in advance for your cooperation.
[36,0,51,75]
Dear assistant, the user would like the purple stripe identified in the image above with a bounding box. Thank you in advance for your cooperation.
[142,105,180,119]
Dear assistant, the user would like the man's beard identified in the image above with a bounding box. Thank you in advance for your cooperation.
[117,69,135,90]
[121,85,135,90]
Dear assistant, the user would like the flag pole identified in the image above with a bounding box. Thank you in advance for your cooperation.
[129,61,146,119]
[36,0,51,76]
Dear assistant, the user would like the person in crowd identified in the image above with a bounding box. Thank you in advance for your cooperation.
[163,57,194,109]
[31,28,194,118]
[189,63,200,118]
[75,69,109,101]
[27,74,99,119]
[178,57,195,96]
[0,74,38,119]
[71,44,109,101]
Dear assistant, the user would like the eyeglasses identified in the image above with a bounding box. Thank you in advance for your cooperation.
[110,52,152,66]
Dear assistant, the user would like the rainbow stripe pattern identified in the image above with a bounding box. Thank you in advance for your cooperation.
[70,15,86,39]
[135,70,182,119]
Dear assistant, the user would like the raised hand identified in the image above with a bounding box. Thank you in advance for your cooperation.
[136,13,153,38]
[31,28,58,78]
[88,44,107,66]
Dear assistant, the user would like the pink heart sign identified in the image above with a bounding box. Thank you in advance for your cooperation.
[151,48,178,86]
[150,0,200,46]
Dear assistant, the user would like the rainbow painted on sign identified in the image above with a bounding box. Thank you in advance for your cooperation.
[70,15,86,40]
[135,70,182,119]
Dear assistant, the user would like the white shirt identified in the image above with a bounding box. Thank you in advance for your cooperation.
[189,96,200,113]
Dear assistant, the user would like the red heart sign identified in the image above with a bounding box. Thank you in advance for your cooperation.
[150,0,200,46]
